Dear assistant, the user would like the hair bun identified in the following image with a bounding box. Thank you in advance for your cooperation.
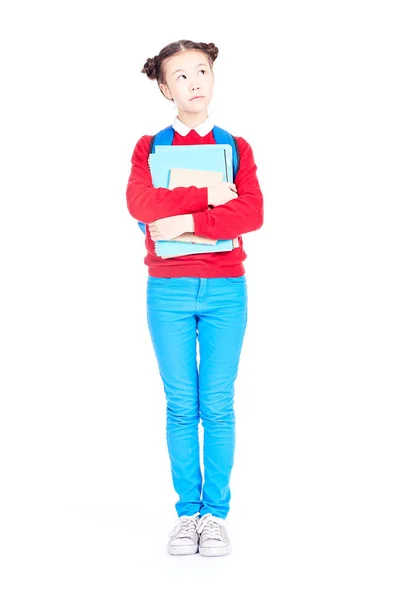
[202,42,219,63]
[141,56,157,80]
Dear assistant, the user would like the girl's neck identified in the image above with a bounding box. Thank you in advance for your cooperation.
[176,111,209,129]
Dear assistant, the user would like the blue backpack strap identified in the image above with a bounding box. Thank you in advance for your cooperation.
[137,126,175,234]
[150,125,175,152]
[212,125,240,180]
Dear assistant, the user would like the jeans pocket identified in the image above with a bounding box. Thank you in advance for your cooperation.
[224,275,246,283]
[147,276,171,286]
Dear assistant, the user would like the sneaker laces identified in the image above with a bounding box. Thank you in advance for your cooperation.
[168,512,200,539]
[197,514,224,541]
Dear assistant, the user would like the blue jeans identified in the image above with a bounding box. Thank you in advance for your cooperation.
[146,275,248,518]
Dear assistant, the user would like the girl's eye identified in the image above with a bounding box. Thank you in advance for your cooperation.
[177,69,207,80]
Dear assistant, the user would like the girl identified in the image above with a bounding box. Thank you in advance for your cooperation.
[126,40,264,557]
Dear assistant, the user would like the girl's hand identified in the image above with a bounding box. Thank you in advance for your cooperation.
[207,182,238,207]
[148,214,192,241]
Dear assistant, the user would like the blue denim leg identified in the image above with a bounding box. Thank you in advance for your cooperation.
[196,276,247,518]
[146,275,247,519]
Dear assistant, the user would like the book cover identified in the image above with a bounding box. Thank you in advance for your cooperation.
[168,167,223,190]
[156,241,236,259]
[154,144,233,184]
[148,144,233,187]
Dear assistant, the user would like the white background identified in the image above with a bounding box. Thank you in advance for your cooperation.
[1,0,399,598]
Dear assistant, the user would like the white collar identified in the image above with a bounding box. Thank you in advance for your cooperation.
[172,115,214,137]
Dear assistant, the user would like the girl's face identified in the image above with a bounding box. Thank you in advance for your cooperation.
[159,50,214,118]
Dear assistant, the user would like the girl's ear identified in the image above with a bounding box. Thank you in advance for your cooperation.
[159,83,172,100]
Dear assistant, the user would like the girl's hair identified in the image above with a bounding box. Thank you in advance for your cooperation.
[141,39,218,100]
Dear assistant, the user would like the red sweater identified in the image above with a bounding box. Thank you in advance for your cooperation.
[126,127,264,278]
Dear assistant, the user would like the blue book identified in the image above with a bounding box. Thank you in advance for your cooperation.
[154,143,233,178]
[155,236,237,258]
[148,144,233,187]
[147,145,237,258]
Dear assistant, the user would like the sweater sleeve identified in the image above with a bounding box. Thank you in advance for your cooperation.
[126,135,209,223]
[192,136,264,239]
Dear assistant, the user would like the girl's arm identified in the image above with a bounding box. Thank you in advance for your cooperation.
[126,135,209,223]
[191,137,264,239]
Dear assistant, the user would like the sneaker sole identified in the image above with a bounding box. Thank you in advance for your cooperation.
[168,545,199,555]
[199,545,232,557]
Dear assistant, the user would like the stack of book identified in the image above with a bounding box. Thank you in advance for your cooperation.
[146,144,239,259]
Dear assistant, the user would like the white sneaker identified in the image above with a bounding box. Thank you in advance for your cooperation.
[167,512,200,555]
[197,513,232,557]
